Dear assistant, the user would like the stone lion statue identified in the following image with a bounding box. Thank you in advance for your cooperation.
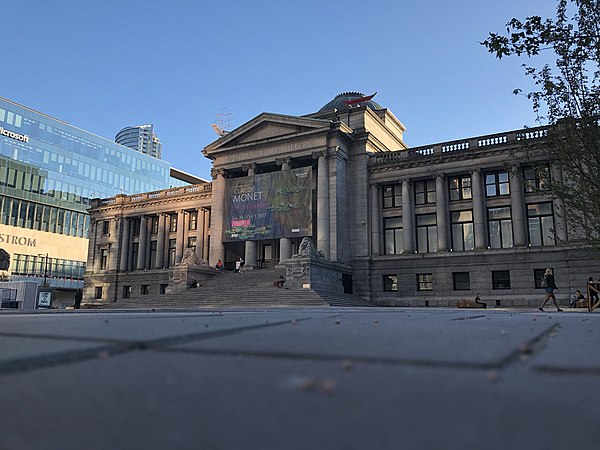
[293,237,324,258]
[177,249,209,267]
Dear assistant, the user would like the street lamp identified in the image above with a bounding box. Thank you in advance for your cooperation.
[38,253,49,286]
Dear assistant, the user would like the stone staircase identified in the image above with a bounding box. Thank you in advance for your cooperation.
[105,268,373,309]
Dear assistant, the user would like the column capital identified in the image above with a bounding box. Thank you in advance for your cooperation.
[469,168,482,175]
[276,157,291,167]
[435,173,445,180]
[210,168,226,179]
[242,162,257,173]
[312,150,328,160]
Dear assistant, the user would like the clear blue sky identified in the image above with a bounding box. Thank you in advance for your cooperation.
[2,0,557,180]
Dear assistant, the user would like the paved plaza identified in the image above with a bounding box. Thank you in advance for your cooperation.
[1,306,599,450]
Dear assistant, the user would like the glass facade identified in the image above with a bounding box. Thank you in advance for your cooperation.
[0,97,173,289]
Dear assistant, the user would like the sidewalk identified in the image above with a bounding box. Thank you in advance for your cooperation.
[1,307,599,450]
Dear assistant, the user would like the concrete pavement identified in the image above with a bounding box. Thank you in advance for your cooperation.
[1,306,599,450]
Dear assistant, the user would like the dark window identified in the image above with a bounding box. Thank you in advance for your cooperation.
[188,237,197,252]
[94,286,103,299]
[453,272,470,290]
[149,241,157,268]
[151,216,159,234]
[141,285,150,295]
[485,171,510,197]
[449,175,472,201]
[102,221,110,235]
[527,203,555,246]
[415,180,436,205]
[524,165,550,192]
[384,216,403,255]
[122,285,131,298]
[488,207,513,249]
[100,249,108,270]
[492,270,511,290]
[451,210,474,251]
[189,211,198,230]
[417,273,433,291]
[160,284,168,295]
[417,214,437,253]
[533,269,546,289]
[382,184,402,209]
[168,239,177,266]
[132,218,141,237]
[383,275,398,292]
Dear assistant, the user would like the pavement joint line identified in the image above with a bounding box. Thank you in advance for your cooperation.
[154,346,514,371]
[0,318,313,376]
[451,315,487,321]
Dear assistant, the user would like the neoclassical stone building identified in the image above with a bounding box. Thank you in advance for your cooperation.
[84,92,599,306]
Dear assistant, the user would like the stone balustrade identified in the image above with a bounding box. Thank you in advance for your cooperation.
[97,182,212,206]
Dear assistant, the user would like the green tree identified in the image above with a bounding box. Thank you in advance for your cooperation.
[482,0,600,245]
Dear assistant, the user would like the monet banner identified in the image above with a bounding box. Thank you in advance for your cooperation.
[223,167,312,241]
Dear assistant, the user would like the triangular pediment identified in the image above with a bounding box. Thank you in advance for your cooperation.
[204,113,331,153]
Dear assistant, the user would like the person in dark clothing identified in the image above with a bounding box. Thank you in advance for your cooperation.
[474,293,487,309]
[73,289,83,309]
[588,277,599,307]
[539,268,563,312]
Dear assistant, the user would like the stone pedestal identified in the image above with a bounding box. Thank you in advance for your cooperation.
[166,250,220,293]
[283,257,352,294]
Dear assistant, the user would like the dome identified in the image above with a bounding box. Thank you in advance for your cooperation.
[318,92,382,113]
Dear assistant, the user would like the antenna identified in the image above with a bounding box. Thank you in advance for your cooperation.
[212,108,232,136]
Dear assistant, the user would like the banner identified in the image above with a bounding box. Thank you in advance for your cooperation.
[223,167,312,241]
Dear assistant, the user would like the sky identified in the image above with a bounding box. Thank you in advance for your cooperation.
[1,0,558,181]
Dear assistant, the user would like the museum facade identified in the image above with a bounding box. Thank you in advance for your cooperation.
[84,92,599,306]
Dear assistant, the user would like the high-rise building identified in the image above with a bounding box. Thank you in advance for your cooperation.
[115,124,162,159]
[0,97,200,307]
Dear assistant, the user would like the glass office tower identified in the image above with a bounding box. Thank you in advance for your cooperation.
[0,97,173,300]
[115,124,162,159]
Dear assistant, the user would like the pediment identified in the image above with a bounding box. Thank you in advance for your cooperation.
[204,113,331,153]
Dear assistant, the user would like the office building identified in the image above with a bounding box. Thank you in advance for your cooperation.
[115,124,162,159]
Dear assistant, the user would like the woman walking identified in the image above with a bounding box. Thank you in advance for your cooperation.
[539,268,563,312]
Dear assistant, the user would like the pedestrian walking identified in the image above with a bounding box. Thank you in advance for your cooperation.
[539,268,563,312]
[235,257,244,273]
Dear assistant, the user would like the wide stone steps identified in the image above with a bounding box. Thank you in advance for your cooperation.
[105,268,373,309]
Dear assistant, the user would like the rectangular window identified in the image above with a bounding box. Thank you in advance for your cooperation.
[417,214,437,253]
[417,273,433,291]
[488,207,513,249]
[533,269,546,289]
[449,175,472,201]
[524,165,550,192]
[485,171,510,197]
[141,285,150,295]
[527,203,555,246]
[451,210,474,251]
[384,216,404,255]
[187,237,197,252]
[151,216,159,234]
[170,214,177,232]
[168,239,177,266]
[453,272,470,290]
[189,210,198,230]
[149,241,157,269]
[382,184,402,209]
[100,249,108,270]
[130,243,139,271]
[160,284,168,295]
[102,220,110,235]
[383,275,398,292]
[94,286,103,299]
[415,180,436,205]
[492,270,511,290]
[132,218,141,237]
[122,285,131,298]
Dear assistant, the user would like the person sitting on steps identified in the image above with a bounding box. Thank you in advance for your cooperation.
[273,276,285,288]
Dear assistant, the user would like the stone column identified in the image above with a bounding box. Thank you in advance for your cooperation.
[550,163,568,243]
[435,174,449,252]
[108,217,121,271]
[136,216,147,270]
[370,184,380,255]
[244,240,257,269]
[510,165,527,247]
[402,180,415,253]
[315,151,330,259]
[87,219,98,272]
[278,157,292,264]
[202,209,210,260]
[155,213,166,269]
[196,208,205,260]
[175,210,185,264]
[471,169,487,249]
[209,169,226,265]
[119,218,130,271]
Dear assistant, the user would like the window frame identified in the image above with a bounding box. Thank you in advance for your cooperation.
[485,171,510,197]
[417,273,433,291]
[492,270,511,290]
[527,202,555,247]
[453,272,470,291]
[382,184,402,209]
[383,216,404,255]
[414,180,436,205]
[448,175,472,201]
